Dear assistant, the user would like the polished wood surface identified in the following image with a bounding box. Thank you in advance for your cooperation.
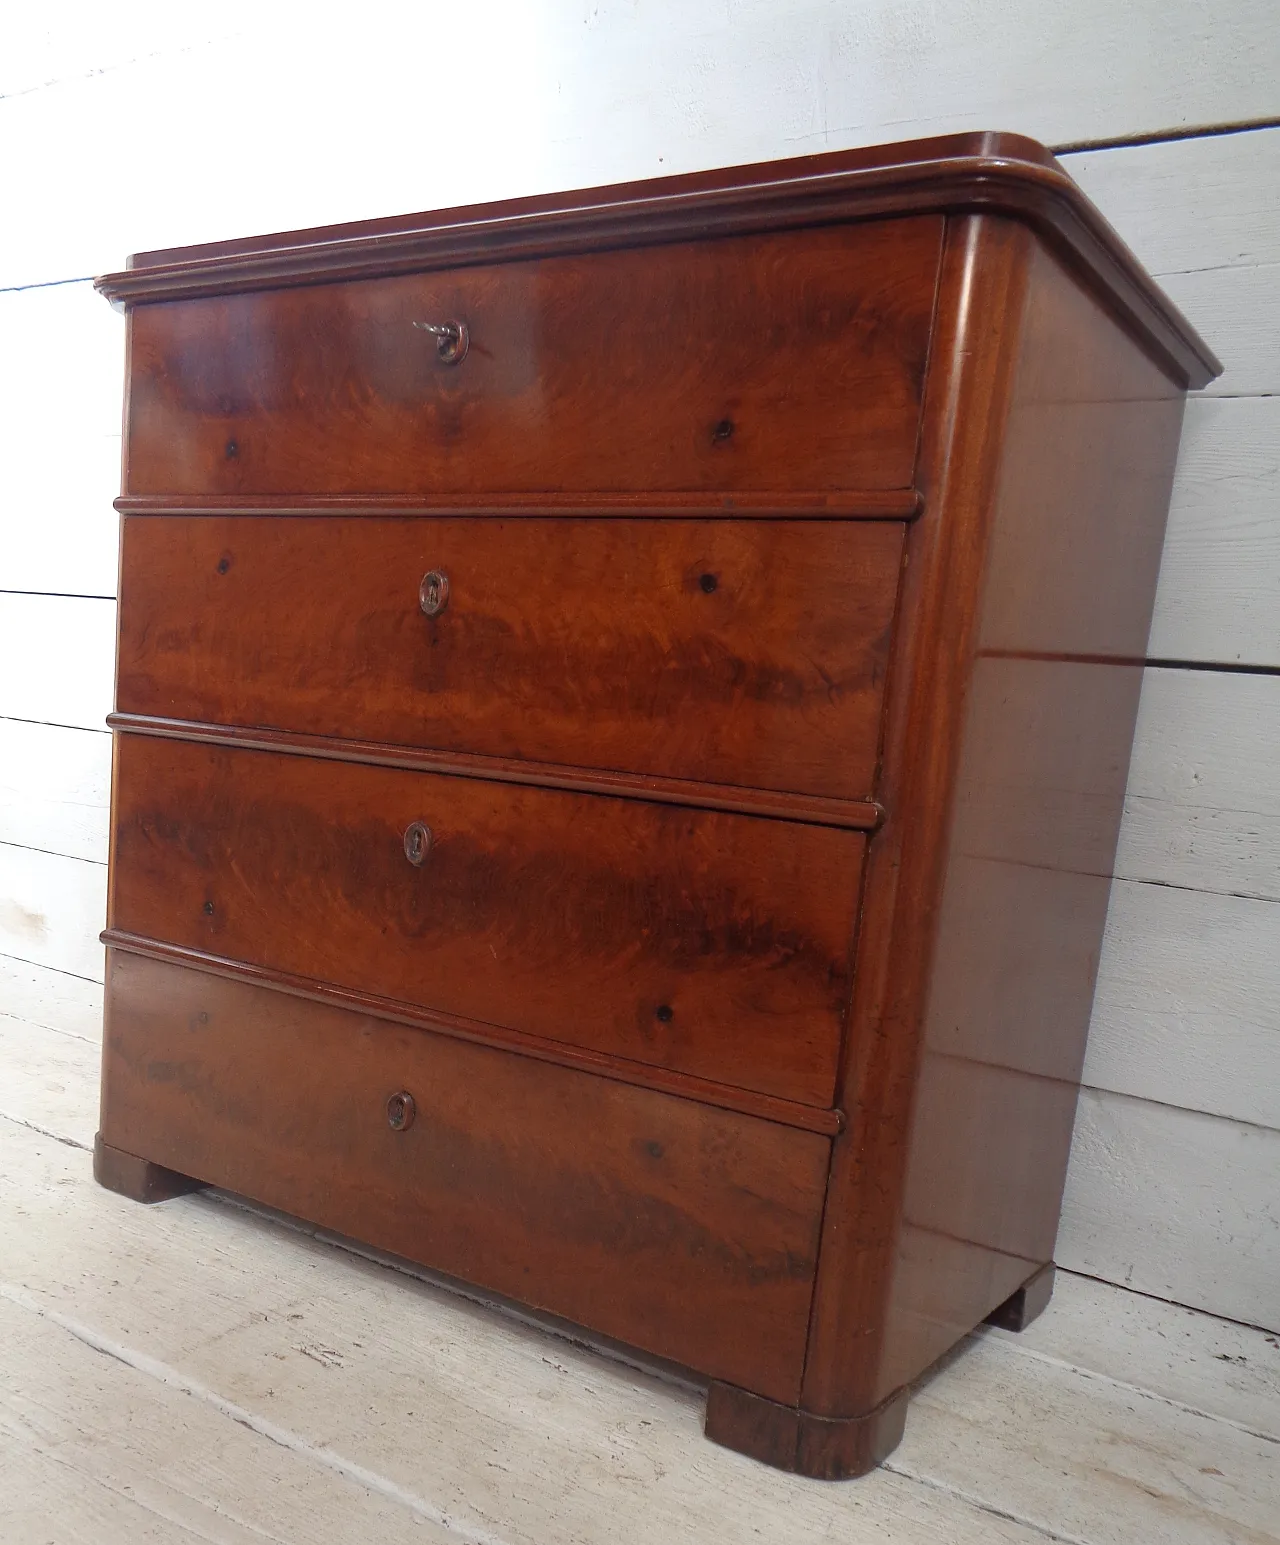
[801,216,1189,1420]
[98,950,830,1405]
[96,135,1215,1480]
[124,220,940,498]
[106,715,883,833]
[99,928,846,1136]
[116,516,904,800]
[97,131,1218,392]
[704,1381,908,1481]
[108,734,864,1106]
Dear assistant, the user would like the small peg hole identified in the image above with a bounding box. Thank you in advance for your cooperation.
[699,572,718,594]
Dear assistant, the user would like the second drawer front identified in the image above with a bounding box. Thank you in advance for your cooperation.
[110,736,864,1107]
[117,516,903,801]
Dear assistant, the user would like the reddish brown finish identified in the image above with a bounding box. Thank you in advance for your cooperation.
[801,217,1190,1421]
[97,135,1216,1479]
[108,734,865,1108]
[93,1134,204,1203]
[99,950,830,1405]
[97,131,1218,392]
[704,1381,908,1480]
[101,928,846,1137]
[116,516,904,801]
[123,220,941,498]
[985,1264,1057,1333]
[113,490,923,518]
[107,714,883,834]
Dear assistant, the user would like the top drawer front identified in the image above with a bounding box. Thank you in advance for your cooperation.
[124,218,942,498]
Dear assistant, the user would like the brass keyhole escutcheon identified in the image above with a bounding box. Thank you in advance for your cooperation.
[419,570,450,617]
[386,1091,416,1131]
[403,821,433,866]
[413,319,469,364]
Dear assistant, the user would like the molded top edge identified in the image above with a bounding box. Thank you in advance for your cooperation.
[95,130,1220,387]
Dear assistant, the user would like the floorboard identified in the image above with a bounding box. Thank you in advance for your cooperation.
[1,987,1276,1544]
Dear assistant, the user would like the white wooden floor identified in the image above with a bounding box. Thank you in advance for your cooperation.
[2,953,1276,1545]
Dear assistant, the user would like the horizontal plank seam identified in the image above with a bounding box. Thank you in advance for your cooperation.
[0,1108,90,1151]
[1126,791,1280,823]
[1057,1267,1280,1339]
[0,1278,520,1545]
[1143,658,1280,677]
[1151,259,1280,279]
[978,649,1280,676]
[971,1327,1280,1445]
[1053,117,1280,154]
[0,948,104,986]
[880,1464,1091,1545]
[958,852,1280,909]
[1080,1082,1280,1139]
[0,589,115,601]
[0,1009,97,1046]
[1196,389,1276,399]
[1107,873,1280,908]
[0,716,111,736]
[0,275,95,293]
[0,838,106,868]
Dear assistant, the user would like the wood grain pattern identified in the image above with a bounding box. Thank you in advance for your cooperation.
[108,734,864,1107]
[123,219,941,497]
[98,931,845,1136]
[90,140,1215,1474]
[800,214,1037,1420]
[113,490,924,518]
[93,130,1217,390]
[116,515,903,801]
[802,208,1194,1422]
[99,949,832,1404]
[107,716,883,834]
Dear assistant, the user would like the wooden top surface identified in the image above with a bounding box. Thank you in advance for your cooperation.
[95,131,1220,387]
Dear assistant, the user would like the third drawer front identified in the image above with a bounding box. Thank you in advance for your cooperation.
[110,734,865,1108]
[117,515,904,802]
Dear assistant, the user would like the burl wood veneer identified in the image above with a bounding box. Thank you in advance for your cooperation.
[95,131,1219,1479]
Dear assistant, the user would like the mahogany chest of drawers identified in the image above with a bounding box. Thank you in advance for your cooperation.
[94,132,1218,1478]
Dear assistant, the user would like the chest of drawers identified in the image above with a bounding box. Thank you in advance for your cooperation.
[94,131,1218,1478]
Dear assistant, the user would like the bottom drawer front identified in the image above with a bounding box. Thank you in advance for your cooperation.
[101,951,830,1403]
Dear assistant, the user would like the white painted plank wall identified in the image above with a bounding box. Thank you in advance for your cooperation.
[1,0,1277,1329]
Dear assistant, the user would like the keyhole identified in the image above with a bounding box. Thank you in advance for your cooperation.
[419,570,450,617]
[403,821,433,866]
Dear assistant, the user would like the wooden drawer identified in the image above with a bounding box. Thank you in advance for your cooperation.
[123,218,942,498]
[109,735,863,1107]
[100,951,829,1402]
[117,516,903,802]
